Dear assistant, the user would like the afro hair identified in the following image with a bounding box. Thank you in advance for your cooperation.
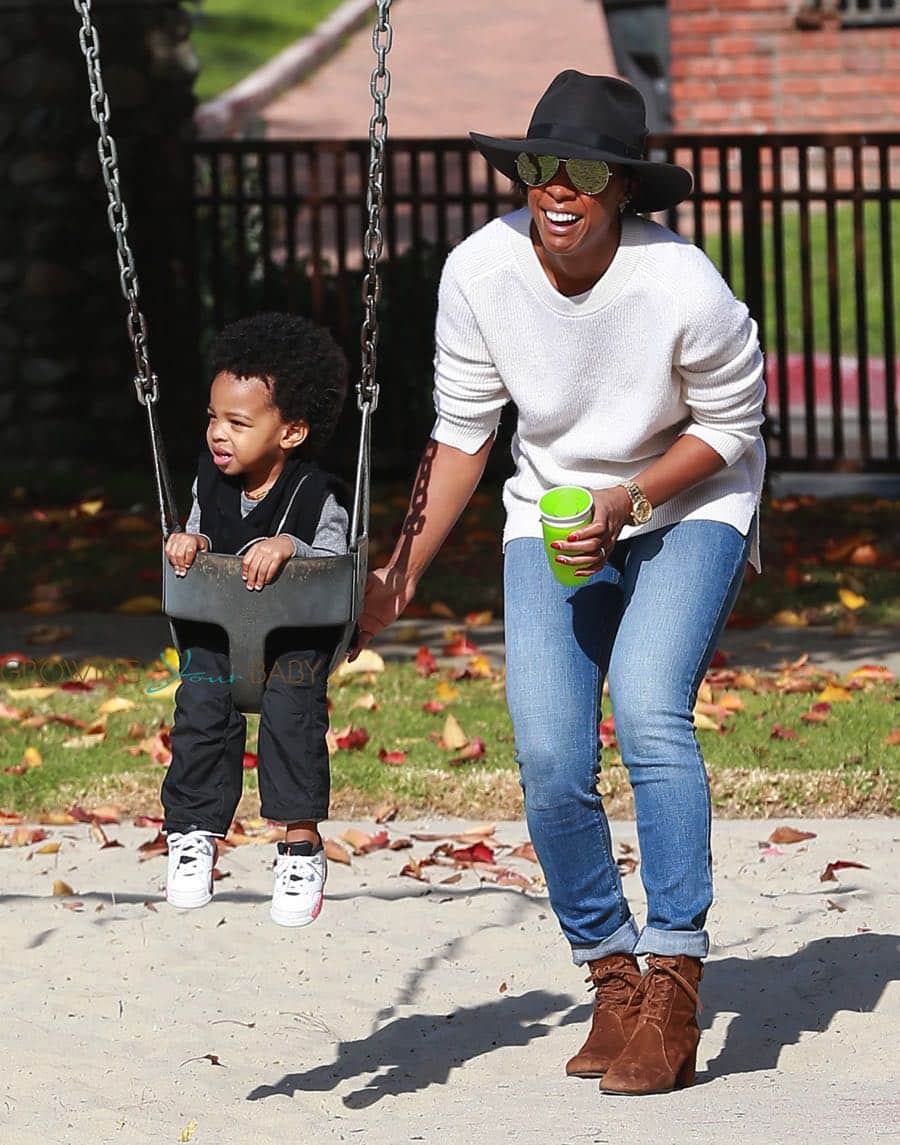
[210,312,349,458]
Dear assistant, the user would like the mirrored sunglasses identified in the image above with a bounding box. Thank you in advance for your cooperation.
[516,153,611,196]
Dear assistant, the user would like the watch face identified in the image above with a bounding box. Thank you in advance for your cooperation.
[634,498,652,524]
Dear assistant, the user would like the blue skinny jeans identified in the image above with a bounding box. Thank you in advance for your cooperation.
[503,521,752,963]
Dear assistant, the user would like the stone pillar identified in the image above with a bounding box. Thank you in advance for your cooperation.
[0,0,198,473]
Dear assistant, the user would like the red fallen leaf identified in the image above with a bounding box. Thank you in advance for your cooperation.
[414,646,439,677]
[133,815,164,828]
[335,726,369,751]
[388,837,413,850]
[448,737,487,767]
[360,829,390,853]
[820,860,870,882]
[598,716,617,749]
[242,752,258,770]
[440,872,463,884]
[709,649,729,669]
[617,857,639,876]
[801,702,832,724]
[378,747,407,766]
[443,634,480,657]
[769,826,817,844]
[59,680,96,692]
[848,663,895,683]
[323,838,352,865]
[885,728,900,746]
[510,841,538,863]
[0,810,24,825]
[3,765,27,775]
[8,827,48,846]
[422,700,445,714]
[770,724,799,740]
[849,543,879,567]
[450,841,495,865]
[137,831,168,860]
[464,610,494,627]
[211,868,230,882]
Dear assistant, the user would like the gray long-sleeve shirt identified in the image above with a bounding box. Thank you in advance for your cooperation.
[185,478,349,558]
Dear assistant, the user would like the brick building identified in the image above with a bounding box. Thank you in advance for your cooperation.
[669,0,900,133]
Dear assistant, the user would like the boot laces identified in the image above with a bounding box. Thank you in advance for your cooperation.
[631,956,701,1024]
[584,960,641,1006]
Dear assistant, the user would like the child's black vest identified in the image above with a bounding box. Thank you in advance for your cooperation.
[196,452,344,555]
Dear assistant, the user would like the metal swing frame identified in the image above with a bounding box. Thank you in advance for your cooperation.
[73,0,393,712]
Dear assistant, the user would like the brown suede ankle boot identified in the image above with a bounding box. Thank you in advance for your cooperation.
[600,954,703,1095]
[565,953,643,1078]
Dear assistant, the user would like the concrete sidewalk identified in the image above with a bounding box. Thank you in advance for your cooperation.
[262,0,617,139]
[0,611,897,678]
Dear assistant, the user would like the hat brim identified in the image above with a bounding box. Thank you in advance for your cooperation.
[469,132,693,214]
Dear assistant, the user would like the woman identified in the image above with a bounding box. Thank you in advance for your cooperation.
[355,71,765,1095]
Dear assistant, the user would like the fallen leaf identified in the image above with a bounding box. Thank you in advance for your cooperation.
[61,900,84,912]
[242,751,258,770]
[34,841,61,855]
[429,600,456,619]
[137,831,168,860]
[801,702,832,723]
[440,872,463,884]
[848,543,879,567]
[97,697,136,714]
[770,724,799,740]
[414,647,439,677]
[180,1119,198,1142]
[378,747,407,766]
[434,681,460,703]
[693,710,723,732]
[826,899,846,912]
[450,841,495,865]
[115,595,161,614]
[38,812,77,826]
[133,815,164,828]
[820,860,870,882]
[374,802,398,824]
[598,716,617,748]
[617,856,639,876]
[443,633,480,657]
[62,733,106,749]
[350,692,379,712]
[439,713,469,751]
[771,609,808,627]
[323,838,352,865]
[817,684,853,703]
[448,737,487,766]
[22,746,42,768]
[510,841,538,863]
[422,700,445,714]
[400,856,429,881]
[885,728,900,746]
[768,826,817,844]
[333,649,385,678]
[464,610,494,627]
[847,663,894,683]
[52,879,74,896]
[388,837,413,850]
[334,725,369,751]
[838,587,867,611]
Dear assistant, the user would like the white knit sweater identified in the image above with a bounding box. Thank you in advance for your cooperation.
[430,209,766,570]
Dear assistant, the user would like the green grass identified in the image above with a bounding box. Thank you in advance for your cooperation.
[702,202,900,357]
[0,660,896,820]
[189,0,347,102]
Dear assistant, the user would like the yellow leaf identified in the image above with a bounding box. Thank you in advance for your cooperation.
[22,746,42,769]
[771,609,808,628]
[817,684,853,703]
[35,841,61,855]
[848,663,894,683]
[161,646,180,673]
[71,664,105,682]
[429,600,456,619]
[697,681,714,704]
[693,711,721,732]
[435,681,460,703]
[78,499,104,516]
[97,697,136,714]
[838,587,867,611]
[332,649,385,678]
[718,692,745,711]
[179,1121,198,1143]
[116,595,161,615]
[440,713,469,750]
[52,879,74,897]
[7,686,57,700]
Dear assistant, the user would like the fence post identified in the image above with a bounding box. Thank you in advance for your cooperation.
[739,140,765,350]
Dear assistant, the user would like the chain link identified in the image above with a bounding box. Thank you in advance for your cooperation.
[72,0,158,405]
[358,0,393,412]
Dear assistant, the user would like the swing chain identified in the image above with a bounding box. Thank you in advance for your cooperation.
[72,0,158,407]
[359,0,392,413]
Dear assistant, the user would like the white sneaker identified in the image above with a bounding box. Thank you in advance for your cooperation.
[166,830,216,908]
[270,842,327,927]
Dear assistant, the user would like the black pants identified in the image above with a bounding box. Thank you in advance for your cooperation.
[161,623,335,835]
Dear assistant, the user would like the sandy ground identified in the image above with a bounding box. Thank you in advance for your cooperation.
[1,817,897,1144]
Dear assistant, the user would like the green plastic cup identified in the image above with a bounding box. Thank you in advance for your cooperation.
[539,485,594,586]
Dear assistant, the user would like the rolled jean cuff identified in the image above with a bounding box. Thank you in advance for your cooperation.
[571,917,640,966]
[634,926,709,959]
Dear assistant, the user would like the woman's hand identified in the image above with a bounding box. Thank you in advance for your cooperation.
[551,486,633,577]
[165,531,209,577]
[241,535,295,590]
[350,565,417,658]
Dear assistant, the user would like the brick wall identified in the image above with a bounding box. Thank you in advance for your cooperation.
[669,0,900,132]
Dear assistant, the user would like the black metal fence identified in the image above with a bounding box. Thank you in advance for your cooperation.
[190,132,900,475]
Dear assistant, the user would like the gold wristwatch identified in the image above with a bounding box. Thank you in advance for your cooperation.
[621,481,653,526]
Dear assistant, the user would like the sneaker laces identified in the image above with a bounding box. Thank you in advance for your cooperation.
[631,955,702,1025]
[173,833,214,873]
[274,853,321,897]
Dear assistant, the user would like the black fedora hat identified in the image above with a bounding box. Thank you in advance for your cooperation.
[470,71,692,214]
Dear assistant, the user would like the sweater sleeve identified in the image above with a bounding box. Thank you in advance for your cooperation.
[430,255,510,454]
[184,477,213,550]
[281,493,349,559]
[675,253,766,466]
